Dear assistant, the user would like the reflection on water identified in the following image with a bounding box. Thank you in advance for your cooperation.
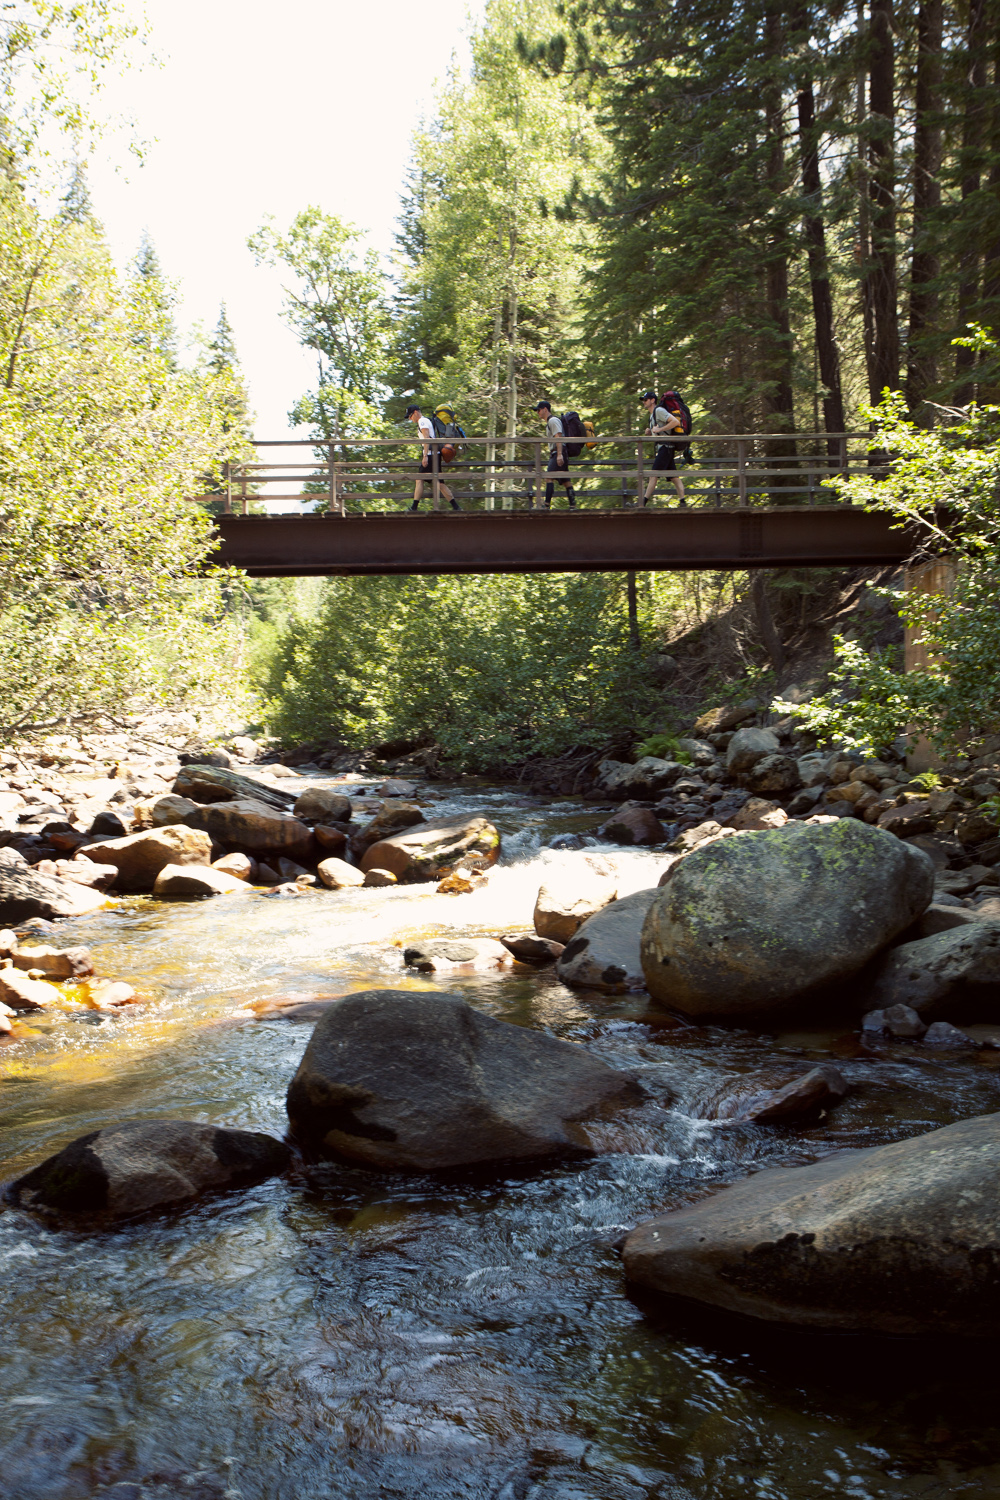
[2,784,1000,1499]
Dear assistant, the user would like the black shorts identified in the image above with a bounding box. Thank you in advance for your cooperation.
[547,451,571,476]
[652,444,677,473]
[418,455,438,475]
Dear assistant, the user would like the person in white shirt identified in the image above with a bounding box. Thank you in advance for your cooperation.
[640,390,686,506]
[406,404,460,511]
[535,400,576,509]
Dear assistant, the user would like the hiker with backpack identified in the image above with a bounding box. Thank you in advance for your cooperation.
[535,400,580,509]
[406,404,460,512]
[640,390,688,507]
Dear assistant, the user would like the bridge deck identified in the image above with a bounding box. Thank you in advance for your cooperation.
[214,506,912,576]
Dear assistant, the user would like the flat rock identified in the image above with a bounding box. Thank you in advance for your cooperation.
[360,814,500,882]
[533,857,617,943]
[292,787,352,823]
[868,924,1000,1021]
[378,778,418,798]
[79,826,212,893]
[172,763,295,810]
[8,1120,290,1218]
[641,819,934,1018]
[597,757,685,800]
[152,863,248,899]
[9,944,93,979]
[915,903,984,938]
[556,888,658,994]
[184,799,314,863]
[0,863,109,922]
[711,1065,848,1123]
[501,934,565,964]
[402,937,511,971]
[285,988,641,1170]
[317,856,365,889]
[694,701,757,735]
[0,965,63,1010]
[363,867,397,887]
[622,1112,1000,1335]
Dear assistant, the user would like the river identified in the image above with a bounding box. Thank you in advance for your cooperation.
[2,781,999,1500]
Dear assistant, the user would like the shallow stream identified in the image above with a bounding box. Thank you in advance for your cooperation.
[2,783,1000,1500]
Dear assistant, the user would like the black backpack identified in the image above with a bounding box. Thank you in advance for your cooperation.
[658,390,694,464]
[560,410,587,459]
[431,405,466,453]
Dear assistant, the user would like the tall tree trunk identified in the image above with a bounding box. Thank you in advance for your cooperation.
[954,0,988,402]
[485,288,503,509]
[504,225,519,468]
[793,6,846,452]
[982,33,1000,367]
[856,0,876,389]
[751,572,786,678]
[906,0,943,423]
[763,5,797,494]
[865,0,899,401]
[626,571,640,652]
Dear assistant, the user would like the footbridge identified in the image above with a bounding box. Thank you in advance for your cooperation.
[198,432,914,576]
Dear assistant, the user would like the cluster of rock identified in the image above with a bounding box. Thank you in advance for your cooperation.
[0,930,134,1032]
[0,744,500,919]
[7,989,640,1215]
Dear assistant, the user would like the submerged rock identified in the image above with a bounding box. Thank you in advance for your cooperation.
[709,1065,848,1123]
[402,937,511,971]
[556,888,658,994]
[8,1120,290,1219]
[501,934,565,964]
[640,819,934,1018]
[360,814,500,883]
[286,988,640,1170]
[623,1112,1000,1335]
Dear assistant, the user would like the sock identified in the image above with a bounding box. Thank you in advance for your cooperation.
[566,487,576,506]
[544,482,554,505]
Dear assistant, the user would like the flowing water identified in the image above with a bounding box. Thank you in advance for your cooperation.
[2,782,1000,1500]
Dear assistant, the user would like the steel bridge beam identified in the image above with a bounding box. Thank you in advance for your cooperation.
[214,506,912,577]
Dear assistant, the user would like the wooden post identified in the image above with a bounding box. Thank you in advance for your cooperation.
[839,434,849,483]
[240,465,248,516]
[737,441,748,506]
[327,444,336,514]
[533,439,544,509]
[223,460,232,515]
[432,442,442,511]
[636,434,645,507]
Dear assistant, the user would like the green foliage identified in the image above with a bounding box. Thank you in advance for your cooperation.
[0,178,249,737]
[980,795,1000,829]
[778,358,1000,754]
[258,573,655,771]
[633,732,691,764]
[912,770,943,792]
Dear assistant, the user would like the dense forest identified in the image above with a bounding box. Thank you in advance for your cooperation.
[3,0,999,768]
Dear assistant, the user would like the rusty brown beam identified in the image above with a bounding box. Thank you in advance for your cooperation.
[213,506,914,577]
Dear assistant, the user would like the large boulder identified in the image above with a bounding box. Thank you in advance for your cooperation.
[0,862,110,922]
[172,763,295,810]
[742,754,801,796]
[79,825,212,892]
[286,989,640,1170]
[640,819,934,1018]
[556,888,658,994]
[8,1120,290,1219]
[317,856,365,889]
[726,727,780,774]
[597,806,664,845]
[292,787,352,824]
[152,863,249,900]
[350,800,425,858]
[623,1113,1000,1336]
[184,799,314,864]
[0,964,62,1010]
[359,814,500,882]
[868,924,1000,1021]
[534,858,618,943]
[694,701,758,735]
[597,758,684,800]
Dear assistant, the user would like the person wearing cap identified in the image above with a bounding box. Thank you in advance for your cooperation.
[640,391,686,507]
[535,400,576,509]
[406,404,460,512]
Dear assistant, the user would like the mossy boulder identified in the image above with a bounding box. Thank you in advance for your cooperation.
[640,819,934,1018]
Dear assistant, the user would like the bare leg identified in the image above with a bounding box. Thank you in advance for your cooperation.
[644,476,657,505]
[672,474,686,503]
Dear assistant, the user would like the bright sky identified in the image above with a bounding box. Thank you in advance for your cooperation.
[88,0,478,439]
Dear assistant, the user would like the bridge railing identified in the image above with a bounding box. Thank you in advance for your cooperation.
[198,432,876,515]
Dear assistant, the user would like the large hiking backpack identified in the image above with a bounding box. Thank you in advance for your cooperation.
[560,410,587,459]
[658,389,694,464]
[431,404,466,462]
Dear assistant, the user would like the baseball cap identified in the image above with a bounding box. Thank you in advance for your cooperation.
[405,403,421,417]
[640,390,657,400]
